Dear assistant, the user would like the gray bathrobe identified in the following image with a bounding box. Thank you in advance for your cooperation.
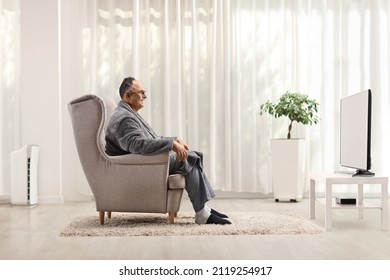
[105,100,215,211]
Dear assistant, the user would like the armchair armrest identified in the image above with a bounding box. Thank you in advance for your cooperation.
[106,152,169,165]
[168,174,186,190]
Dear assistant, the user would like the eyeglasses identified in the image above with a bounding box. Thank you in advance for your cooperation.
[127,89,147,96]
[133,90,146,95]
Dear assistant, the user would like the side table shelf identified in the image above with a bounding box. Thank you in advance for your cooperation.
[316,198,382,210]
[309,172,388,231]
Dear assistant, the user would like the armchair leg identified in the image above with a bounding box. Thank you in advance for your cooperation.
[169,212,175,224]
[99,211,105,225]
[107,211,111,219]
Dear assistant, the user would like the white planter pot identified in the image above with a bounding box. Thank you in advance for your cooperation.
[270,139,305,202]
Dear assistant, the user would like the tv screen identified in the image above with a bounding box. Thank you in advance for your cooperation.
[339,89,374,176]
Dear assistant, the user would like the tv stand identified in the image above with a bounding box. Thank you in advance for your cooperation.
[310,172,388,231]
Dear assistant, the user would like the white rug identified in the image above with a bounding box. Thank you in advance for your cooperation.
[60,211,323,237]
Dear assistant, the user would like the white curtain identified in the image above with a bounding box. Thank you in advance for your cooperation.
[77,0,390,194]
[0,0,20,197]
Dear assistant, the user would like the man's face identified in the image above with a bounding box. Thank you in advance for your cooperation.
[126,80,147,112]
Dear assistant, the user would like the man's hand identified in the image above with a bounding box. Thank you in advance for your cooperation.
[176,138,189,150]
[173,140,188,161]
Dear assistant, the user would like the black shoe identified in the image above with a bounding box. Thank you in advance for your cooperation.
[211,208,229,219]
[206,213,231,225]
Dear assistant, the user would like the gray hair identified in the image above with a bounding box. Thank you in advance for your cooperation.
[119,77,136,99]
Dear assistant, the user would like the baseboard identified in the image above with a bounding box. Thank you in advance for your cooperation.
[63,193,94,202]
[213,191,273,199]
[0,194,11,205]
[37,195,64,204]
[1,194,65,204]
[1,194,65,205]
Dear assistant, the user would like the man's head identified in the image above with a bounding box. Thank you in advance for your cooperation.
[119,77,147,112]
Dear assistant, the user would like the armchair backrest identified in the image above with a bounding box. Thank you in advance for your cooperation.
[99,97,116,154]
[68,95,108,162]
[68,95,114,199]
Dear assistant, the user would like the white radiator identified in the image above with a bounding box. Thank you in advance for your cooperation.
[10,145,40,206]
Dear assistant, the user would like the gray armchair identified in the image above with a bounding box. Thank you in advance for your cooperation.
[68,95,185,225]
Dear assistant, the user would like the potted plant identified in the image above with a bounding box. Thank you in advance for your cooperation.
[259,91,319,202]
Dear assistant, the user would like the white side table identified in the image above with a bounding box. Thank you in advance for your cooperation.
[309,172,388,231]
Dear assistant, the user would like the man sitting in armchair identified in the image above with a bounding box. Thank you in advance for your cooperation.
[105,77,231,225]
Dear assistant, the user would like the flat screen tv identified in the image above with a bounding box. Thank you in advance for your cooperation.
[339,89,374,176]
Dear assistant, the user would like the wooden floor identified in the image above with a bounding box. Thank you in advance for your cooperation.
[1,198,390,260]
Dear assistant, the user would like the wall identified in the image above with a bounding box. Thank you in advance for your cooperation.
[20,0,63,203]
